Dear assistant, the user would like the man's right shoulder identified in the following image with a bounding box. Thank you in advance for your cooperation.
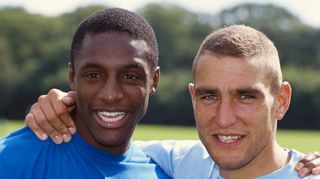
[0,126,49,163]
[0,126,50,177]
[1,126,45,149]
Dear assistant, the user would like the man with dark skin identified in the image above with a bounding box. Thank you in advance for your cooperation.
[0,8,170,178]
[26,25,320,178]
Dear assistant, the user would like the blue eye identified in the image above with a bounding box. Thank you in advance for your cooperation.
[201,95,218,101]
[239,94,255,100]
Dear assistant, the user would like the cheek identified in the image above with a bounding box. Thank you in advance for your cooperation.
[75,83,99,106]
[194,103,215,130]
[238,104,274,132]
[127,86,149,112]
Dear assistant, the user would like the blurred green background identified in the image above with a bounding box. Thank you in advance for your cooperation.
[1,120,319,153]
[0,3,320,129]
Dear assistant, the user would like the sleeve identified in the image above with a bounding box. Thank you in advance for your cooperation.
[0,155,16,178]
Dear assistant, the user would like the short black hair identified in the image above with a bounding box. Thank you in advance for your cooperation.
[70,8,158,70]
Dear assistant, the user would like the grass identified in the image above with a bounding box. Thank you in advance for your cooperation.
[0,120,319,153]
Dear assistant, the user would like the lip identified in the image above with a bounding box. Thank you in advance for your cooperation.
[93,110,129,129]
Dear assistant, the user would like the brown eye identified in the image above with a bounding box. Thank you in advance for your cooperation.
[85,72,102,81]
[123,74,138,80]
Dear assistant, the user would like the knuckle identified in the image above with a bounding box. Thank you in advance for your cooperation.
[58,127,68,134]
[305,162,316,169]
[55,107,67,118]
[25,113,33,123]
[30,103,38,110]
[37,95,46,102]
[48,130,58,137]
[49,88,59,97]
[36,116,46,125]
[47,116,56,123]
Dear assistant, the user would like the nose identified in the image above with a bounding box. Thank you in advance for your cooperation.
[99,76,124,103]
[215,98,237,128]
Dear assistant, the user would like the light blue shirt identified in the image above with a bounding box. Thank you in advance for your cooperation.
[136,140,320,179]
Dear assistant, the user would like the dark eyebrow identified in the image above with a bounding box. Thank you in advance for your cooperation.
[195,86,219,97]
[79,62,146,71]
[124,63,145,70]
[234,87,264,97]
[79,63,101,70]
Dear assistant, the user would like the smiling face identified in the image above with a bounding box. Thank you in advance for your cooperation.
[189,52,291,174]
[69,32,159,154]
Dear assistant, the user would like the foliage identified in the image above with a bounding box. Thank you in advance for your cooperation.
[0,3,319,129]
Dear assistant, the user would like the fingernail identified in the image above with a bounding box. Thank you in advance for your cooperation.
[41,133,48,140]
[63,134,71,142]
[54,135,63,144]
[63,96,74,104]
[296,162,304,170]
[68,127,76,134]
[299,168,308,177]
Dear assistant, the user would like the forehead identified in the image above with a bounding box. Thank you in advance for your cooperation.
[194,53,269,90]
[74,32,152,70]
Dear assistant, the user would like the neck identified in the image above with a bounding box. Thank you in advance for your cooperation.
[220,142,289,179]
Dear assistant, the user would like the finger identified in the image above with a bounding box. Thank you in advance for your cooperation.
[31,103,63,144]
[25,112,48,140]
[298,167,311,177]
[312,167,320,175]
[304,152,319,161]
[48,131,64,145]
[309,158,320,175]
[299,162,316,177]
[38,94,70,136]
[51,97,76,138]
[49,90,76,137]
[62,91,76,106]
[296,152,319,169]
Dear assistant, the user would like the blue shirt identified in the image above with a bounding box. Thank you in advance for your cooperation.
[0,127,170,179]
[137,140,320,179]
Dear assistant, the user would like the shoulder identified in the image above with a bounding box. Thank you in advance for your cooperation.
[0,126,45,151]
[259,149,320,179]
[0,126,51,167]
[135,140,204,154]
[134,140,213,178]
[0,126,46,177]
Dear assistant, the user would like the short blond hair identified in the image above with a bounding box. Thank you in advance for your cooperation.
[193,25,282,93]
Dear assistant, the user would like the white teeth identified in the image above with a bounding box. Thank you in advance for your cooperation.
[97,111,125,122]
[217,135,241,143]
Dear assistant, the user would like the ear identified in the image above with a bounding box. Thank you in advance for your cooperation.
[275,81,292,120]
[188,82,196,109]
[149,66,160,96]
[68,63,76,91]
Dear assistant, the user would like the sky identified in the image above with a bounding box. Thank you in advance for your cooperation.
[0,0,319,28]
